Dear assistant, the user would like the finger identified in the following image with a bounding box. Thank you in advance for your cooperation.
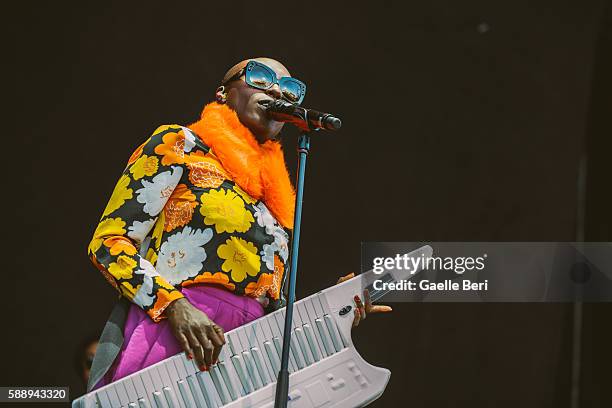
[354,295,366,321]
[337,272,355,284]
[196,329,214,368]
[209,325,226,365]
[364,289,373,310]
[353,307,361,327]
[368,305,393,313]
[176,331,193,360]
[186,331,206,370]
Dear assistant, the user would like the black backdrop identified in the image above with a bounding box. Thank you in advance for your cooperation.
[5,1,612,407]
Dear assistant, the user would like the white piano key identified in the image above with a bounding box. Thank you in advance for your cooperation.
[302,297,328,358]
[128,403,138,408]
[225,328,254,393]
[124,377,139,403]
[209,365,231,405]
[264,340,280,374]
[95,390,111,408]
[241,350,262,390]
[294,327,314,365]
[105,387,122,408]
[218,361,239,400]
[315,318,335,356]
[148,365,164,393]
[251,346,272,385]
[218,346,242,398]
[290,334,305,370]
[270,312,297,372]
[186,375,209,408]
[135,371,155,404]
[243,320,275,381]
[137,398,151,408]
[114,380,131,406]
[179,354,198,377]
[230,354,253,394]
[272,336,285,371]
[324,314,344,352]
[162,387,181,408]
[153,391,169,408]
[295,301,318,364]
[225,330,241,356]
[196,370,220,408]
[177,380,196,408]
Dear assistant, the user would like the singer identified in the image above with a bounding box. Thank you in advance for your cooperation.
[86,57,391,392]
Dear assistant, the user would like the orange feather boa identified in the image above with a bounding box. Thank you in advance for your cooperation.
[188,102,296,229]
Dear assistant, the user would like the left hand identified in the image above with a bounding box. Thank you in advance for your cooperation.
[337,273,393,328]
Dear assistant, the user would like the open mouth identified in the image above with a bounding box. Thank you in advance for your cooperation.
[257,99,274,108]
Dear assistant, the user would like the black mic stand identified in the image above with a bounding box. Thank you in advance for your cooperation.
[273,130,312,408]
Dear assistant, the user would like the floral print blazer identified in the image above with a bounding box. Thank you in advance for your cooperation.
[88,123,291,322]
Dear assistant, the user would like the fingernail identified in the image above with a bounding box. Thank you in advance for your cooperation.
[354,295,360,302]
[187,354,193,360]
[200,365,207,371]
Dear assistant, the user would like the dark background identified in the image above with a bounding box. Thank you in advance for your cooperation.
[5,0,612,407]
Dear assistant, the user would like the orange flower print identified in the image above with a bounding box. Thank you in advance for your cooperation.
[154,131,186,165]
[271,255,284,299]
[245,273,274,297]
[163,184,198,232]
[186,151,229,189]
[181,271,236,291]
[103,236,138,256]
[127,140,147,166]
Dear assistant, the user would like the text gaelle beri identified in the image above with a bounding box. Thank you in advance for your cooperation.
[372,253,489,292]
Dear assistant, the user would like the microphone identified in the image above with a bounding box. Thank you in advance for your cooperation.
[259,99,342,131]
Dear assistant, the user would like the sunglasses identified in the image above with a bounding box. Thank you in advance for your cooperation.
[223,60,306,105]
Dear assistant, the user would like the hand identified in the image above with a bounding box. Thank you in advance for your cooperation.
[337,273,393,328]
[164,298,226,371]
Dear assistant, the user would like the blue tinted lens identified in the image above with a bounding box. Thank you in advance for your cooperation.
[246,63,275,89]
[280,78,306,104]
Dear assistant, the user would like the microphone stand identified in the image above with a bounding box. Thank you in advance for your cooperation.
[274,131,312,408]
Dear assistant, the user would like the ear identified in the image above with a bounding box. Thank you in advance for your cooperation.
[215,86,227,103]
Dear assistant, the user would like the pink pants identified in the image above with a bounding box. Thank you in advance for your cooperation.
[93,284,264,389]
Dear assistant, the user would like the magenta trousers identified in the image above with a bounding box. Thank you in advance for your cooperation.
[93,284,264,390]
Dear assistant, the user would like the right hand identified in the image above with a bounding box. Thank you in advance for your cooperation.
[164,298,226,371]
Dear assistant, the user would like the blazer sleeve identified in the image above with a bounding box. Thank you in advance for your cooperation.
[88,125,191,322]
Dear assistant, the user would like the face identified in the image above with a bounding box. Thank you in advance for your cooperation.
[221,58,291,143]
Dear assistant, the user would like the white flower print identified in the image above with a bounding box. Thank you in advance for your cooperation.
[136,167,183,216]
[182,127,196,153]
[260,226,290,269]
[132,258,158,308]
[253,202,277,234]
[127,218,157,242]
[156,226,213,284]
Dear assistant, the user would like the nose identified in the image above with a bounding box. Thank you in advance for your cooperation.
[266,83,282,99]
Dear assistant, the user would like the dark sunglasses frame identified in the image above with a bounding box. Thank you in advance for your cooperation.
[222,60,306,105]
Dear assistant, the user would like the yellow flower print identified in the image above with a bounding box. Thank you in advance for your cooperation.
[146,248,158,265]
[102,175,133,217]
[233,185,256,204]
[152,124,182,136]
[200,189,254,234]
[89,217,127,254]
[155,276,176,291]
[151,212,165,249]
[130,154,159,180]
[217,237,261,283]
[108,255,138,280]
[120,281,140,300]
